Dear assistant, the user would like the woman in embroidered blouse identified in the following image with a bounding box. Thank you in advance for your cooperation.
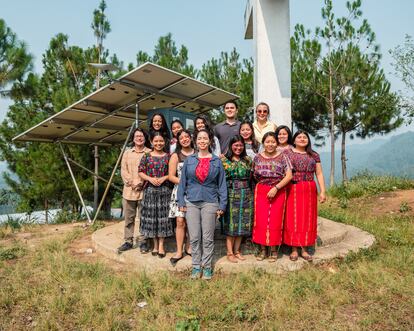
[275,125,293,153]
[252,132,292,262]
[284,130,326,262]
[239,120,260,159]
[177,129,227,280]
[169,119,184,154]
[221,135,253,263]
[138,132,173,258]
[168,129,195,265]
[253,102,277,145]
[193,115,221,156]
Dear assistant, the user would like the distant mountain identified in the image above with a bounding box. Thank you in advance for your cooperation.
[318,131,414,181]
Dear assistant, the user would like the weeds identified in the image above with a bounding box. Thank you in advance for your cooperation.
[329,171,414,200]
[0,245,27,261]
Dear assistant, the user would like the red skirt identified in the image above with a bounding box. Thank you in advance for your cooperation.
[284,181,318,246]
[252,183,287,246]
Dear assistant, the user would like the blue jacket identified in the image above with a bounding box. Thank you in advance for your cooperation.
[177,154,228,211]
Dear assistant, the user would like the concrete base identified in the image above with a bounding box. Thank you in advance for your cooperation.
[92,217,375,274]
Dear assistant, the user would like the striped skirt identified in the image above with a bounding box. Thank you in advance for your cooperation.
[284,181,318,246]
[252,183,287,246]
[221,180,253,237]
[140,185,174,238]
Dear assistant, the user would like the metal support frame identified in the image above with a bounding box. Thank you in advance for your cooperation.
[66,156,123,192]
[59,143,92,223]
[91,123,136,224]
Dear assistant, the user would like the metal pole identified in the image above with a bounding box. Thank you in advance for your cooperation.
[59,143,92,223]
[92,124,136,224]
[93,145,99,213]
[135,101,139,127]
[67,157,123,192]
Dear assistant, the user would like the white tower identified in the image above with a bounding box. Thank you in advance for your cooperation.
[244,0,292,127]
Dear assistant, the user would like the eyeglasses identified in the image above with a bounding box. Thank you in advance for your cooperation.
[257,110,268,114]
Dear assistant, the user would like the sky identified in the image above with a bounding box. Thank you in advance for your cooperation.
[1,0,413,146]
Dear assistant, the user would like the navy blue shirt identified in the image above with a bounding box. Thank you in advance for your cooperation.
[177,154,228,211]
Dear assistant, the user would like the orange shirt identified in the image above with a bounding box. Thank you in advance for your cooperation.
[121,146,151,200]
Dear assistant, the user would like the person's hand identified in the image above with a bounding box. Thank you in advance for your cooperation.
[149,178,160,186]
[134,183,144,191]
[216,209,224,217]
[158,176,167,184]
[179,206,187,212]
[267,187,278,200]
[319,192,326,203]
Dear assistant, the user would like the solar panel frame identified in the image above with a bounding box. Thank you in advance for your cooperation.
[13,62,239,145]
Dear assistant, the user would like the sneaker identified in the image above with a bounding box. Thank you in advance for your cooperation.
[202,268,213,280]
[117,242,133,254]
[139,241,150,254]
[190,267,202,279]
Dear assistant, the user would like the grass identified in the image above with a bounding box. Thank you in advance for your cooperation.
[329,171,414,200]
[0,181,413,329]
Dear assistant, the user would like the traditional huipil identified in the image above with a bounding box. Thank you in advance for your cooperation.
[252,153,291,246]
[284,151,320,246]
[138,153,174,238]
[221,157,253,237]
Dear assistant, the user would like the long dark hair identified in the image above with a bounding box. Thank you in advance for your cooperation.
[170,119,184,138]
[194,129,213,153]
[292,130,314,155]
[149,113,170,139]
[275,125,293,146]
[262,131,278,145]
[193,115,216,151]
[225,135,248,162]
[150,131,169,153]
[129,128,151,148]
[239,120,259,153]
[175,129,194,155]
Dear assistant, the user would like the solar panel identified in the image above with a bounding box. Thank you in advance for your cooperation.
[13,62,239,146]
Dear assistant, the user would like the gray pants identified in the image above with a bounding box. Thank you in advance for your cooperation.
[185,200,219,269]
[123,198,145,244]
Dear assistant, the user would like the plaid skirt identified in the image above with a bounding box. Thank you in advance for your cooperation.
[140,185,174,238]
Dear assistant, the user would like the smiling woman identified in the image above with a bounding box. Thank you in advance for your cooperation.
[177,129,227,280]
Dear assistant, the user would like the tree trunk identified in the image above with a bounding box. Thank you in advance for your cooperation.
[341,130,348,182]
[329,70,335,187]
[44,198,48,224]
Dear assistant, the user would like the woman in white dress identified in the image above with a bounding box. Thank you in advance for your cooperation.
[168,129,195,265]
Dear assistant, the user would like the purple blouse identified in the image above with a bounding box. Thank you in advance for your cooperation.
[289,151,320,182]
[253,153,291,186]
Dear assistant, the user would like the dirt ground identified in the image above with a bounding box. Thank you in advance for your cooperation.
[353,189,414,218]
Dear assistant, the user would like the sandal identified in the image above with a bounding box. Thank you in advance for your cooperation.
[234,252,246,261]
[256,250,267,261]
[301,250,313,262]
[268,250,278,263]
[289,252,299,261]
[227,253,238,263]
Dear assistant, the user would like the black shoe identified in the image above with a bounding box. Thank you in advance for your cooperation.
[140,242,150,254]
[185,250,192,257]
[158,252,166,258]
[170,255,184,266]
[117,242,133,254]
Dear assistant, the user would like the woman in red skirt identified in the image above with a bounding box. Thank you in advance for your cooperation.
[252,132,292,262]
[284,130,326,262]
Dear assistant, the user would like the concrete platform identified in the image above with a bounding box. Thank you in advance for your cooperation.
[92,217,375,274]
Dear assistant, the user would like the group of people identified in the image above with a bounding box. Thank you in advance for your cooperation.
[119,101,326,280]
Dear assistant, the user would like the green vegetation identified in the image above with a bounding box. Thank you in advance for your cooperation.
[329,171,414,200]
[1,179,413,330]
